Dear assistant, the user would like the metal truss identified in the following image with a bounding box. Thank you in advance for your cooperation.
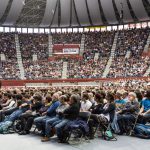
[15,0,47,27]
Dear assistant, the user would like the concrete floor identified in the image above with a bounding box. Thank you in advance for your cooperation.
[0,134,149,150]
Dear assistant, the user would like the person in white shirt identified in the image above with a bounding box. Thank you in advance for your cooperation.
[88,92,97,106]
[80,93,92,112]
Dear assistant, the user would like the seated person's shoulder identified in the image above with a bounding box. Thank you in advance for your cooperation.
[142,98,150,104]
[115,99,126,104]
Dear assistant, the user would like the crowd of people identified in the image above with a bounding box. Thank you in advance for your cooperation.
[19,33,49,60]
[1,59,20,80]
[0,80,150,143]
[115,28,149,57]
[0,28,150,80]
[107,28,150,78]
[84,31,115,57]
[67,31,115,78]
[0,33,20,79]
[0,33,16,60]
[52,32,82,44]
[108,56,150,78]
[67,57,108,78]
[23,60,63,79]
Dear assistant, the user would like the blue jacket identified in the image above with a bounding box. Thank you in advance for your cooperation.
[47,100,61,117]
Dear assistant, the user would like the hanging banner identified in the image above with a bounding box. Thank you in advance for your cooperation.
[63,48,79,54]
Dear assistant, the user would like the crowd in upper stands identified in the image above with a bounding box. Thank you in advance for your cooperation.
[0,80,150,142]
[108,56,150,78]
[0,33,16,60]
[84,31,115,57]
[67,31,114,78]
[52,32,82,44]
[19,33,49,60]
[23,60,63,79]
[0,33,20,79]
[0,28,150,80]
[67,57,108,78]
[107,28,150,78]
[1,59,20,80]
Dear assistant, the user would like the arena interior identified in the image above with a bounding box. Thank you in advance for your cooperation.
[0,0,150,150]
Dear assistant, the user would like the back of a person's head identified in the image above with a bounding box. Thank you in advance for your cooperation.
[60,95,68,103]
[45,95,52,103]
[73,88,79,94]
[6,93,12,99]
[12,94,16,100]
[95,93,103,104]
[144,90,150,99]
[33,95,42,102]
[71,94,79,104]
[88,92,94,98]
[115,91,122,99]
[82,92,89,101]
[135,90,143,101]
[15,94,23,101]
[4,93,8,97]
[65,93,71,101]
[106,93,114,103]
[17,100,23,107]
[98,90,106,99]
[57,91,63,96]
[23,94,30,100]
[52,93,60,101]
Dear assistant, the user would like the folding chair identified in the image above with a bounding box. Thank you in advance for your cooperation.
[94,114,117,141]
[66,111,91,144]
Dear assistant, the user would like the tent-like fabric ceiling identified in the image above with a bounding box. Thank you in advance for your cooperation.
[0,0,149,28]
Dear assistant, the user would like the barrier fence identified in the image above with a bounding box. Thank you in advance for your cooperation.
[1,76,150,87]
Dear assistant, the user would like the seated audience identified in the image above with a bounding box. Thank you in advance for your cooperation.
[54,94,80,142]
[34,93,60,134]
[117,92,140,134]
[139,90,150,124]
[41,95,69,142]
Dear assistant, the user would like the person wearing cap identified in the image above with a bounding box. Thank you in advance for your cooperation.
[139,90,150,124]
[117,92,140,134]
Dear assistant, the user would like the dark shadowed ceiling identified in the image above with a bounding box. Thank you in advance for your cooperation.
[0,0,150,28]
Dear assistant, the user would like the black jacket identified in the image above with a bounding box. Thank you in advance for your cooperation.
[32,102,43,113]
[91,103,104,114]
[63,103,80,120]
[102,103,116,122]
